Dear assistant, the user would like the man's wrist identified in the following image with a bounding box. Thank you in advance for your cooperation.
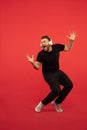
[31,61,34,65]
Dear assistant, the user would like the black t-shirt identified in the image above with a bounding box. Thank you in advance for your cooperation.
[36,44,65,73]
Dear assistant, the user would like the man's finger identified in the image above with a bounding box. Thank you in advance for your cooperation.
[32,55,34,58]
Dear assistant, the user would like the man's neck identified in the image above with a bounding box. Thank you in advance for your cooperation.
[47,45,52,52]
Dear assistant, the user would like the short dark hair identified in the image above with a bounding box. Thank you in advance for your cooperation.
[41,35,51,41]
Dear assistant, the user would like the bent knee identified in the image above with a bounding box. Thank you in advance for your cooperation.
[65,82,73,89]
[68,82,73,89]
[71,82,73,88]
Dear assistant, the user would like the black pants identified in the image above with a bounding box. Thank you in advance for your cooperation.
[42,70,73,105]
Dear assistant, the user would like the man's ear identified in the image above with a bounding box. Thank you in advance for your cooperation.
[40,43,42,47]
[49,39,53,45]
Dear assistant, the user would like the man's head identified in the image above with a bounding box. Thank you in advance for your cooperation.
[40,35,53,51]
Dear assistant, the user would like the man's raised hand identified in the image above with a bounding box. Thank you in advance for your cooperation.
[67,32,77,41]
[26,54,34,64]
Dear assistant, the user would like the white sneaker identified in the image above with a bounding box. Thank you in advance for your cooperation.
[51,101,63,112]
[35,102,44,112]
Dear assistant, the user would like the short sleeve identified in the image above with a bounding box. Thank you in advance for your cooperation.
[55,44,65,51]
[36,51,43,63]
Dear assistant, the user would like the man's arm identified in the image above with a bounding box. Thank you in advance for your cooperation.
[26,54,41,69]
[64,32,76,51]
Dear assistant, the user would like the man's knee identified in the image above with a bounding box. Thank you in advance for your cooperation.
[70,82,73,89]
[67,82,73,91]
[64,82,73,90]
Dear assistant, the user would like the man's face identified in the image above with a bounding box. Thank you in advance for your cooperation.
[40,38,50,51]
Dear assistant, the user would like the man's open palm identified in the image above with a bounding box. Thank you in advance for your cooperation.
[26,54,34,64]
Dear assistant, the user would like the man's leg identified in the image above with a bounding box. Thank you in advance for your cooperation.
[55,70,73,104]
[42,72,61,105]
[35,86,60,112]
[42,87,60,105]
[35,72,61,112]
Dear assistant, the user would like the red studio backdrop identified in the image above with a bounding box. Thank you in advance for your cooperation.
[0,0,87,130]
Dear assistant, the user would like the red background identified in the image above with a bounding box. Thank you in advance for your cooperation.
[0,0,87,130]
